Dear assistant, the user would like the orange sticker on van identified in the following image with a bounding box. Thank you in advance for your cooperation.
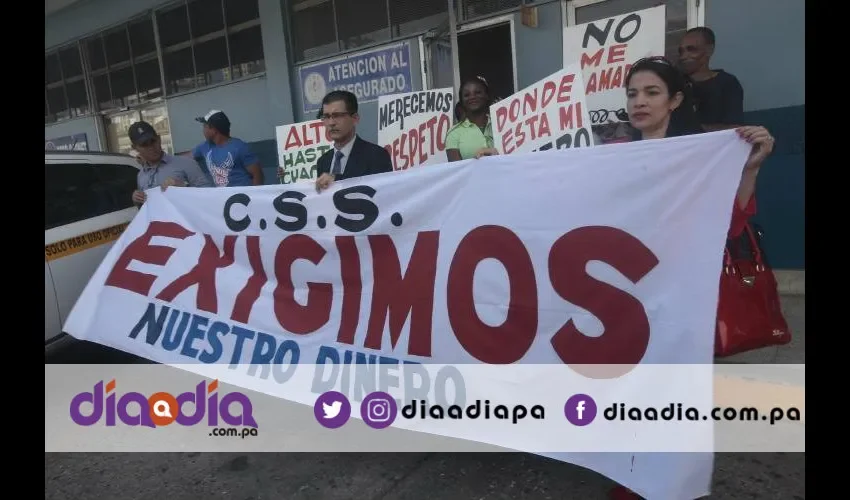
[45,222,130,262]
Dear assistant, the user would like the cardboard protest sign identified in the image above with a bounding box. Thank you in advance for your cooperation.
[378,88,454,170]
[275,120,333,184]
[563,5,666,125]
[490,65,594,154]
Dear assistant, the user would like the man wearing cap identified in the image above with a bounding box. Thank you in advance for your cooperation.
[192,110,264,187]
[130,121,212,206]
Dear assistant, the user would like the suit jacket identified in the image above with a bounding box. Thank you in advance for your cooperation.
[316,136,393,181]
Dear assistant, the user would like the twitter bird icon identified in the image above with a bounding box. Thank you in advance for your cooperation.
[314,391,351,429]
[323,401,342,419]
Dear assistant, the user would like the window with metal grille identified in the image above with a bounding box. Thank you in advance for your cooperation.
[45,44,88,124]
[84,16,163,112]
[156,0,265,95]
[290,0,449,63]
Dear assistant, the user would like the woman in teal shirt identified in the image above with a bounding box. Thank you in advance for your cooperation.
[446,76,500,161]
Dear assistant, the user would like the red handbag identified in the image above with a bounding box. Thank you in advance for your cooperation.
[714,223,792,357]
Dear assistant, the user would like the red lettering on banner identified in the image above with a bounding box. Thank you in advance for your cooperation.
[447,226,537,364]
[116,220,658,374]
[156,235,237,313]
[105,221,195,296]
[231,236,267,323]
[548,226,659,368]
[386,115,450,170]
[285,121,329,149]
[273,235,332,334]
[364,231,440,357]
[335,235,361,345]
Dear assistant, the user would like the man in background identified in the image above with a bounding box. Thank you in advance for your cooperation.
[130,121,212,206]
[192,110,264,186]
[678,27,745,131]
[314,91,393,193]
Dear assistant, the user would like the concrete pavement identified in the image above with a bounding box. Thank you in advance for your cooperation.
[45,295,805,499]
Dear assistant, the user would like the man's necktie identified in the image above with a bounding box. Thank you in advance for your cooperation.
[331,150,344,176]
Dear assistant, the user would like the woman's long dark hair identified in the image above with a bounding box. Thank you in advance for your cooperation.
[624,57,702,140]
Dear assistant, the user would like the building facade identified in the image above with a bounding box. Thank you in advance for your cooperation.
[45,0,805,269]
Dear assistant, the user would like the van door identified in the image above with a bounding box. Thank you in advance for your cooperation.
[45,161,139,327]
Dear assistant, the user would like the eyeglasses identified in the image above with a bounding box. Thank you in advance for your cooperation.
[319,112,353,121]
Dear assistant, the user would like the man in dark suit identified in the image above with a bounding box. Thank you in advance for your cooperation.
[314,90,393,193]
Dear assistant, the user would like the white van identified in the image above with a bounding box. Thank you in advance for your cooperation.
[45,150,140,352]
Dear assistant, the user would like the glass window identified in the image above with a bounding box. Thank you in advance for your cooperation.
[45,43,88,123]
[104,26,132,66]
[189,0,225,37]
[45,164,99,230]
[290,0,449,62]
[229,25,265,78]
[461,0,522,21]
[157,4,192,47]
[156,0,264,94]
[45,162,139,230]
[129,18,157,58]
[225,0,260,27]
[390,0,448,38]
[49,1,265,123]
[336,0,391,50]
[291,0,337,62]
[92,164,139,213]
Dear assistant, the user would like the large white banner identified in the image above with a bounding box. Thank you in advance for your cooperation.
[63,131,752,500]
[377,88,454,170]
[563,5,666,125]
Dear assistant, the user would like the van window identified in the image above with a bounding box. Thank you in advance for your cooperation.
[45,162,138,230]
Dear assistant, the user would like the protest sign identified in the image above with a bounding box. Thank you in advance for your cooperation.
[63,131,753,500]
[378,88,454,170]
[563,5,666,125]
[490,65,594,154]
[275,120,333,184]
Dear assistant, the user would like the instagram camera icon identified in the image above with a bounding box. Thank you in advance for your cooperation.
[368,399,391,422]
[361,392,397,429]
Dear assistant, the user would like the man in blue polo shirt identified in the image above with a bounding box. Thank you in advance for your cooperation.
[192,110,264,187]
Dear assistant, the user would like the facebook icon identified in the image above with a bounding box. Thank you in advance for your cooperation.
[564,394,598,426]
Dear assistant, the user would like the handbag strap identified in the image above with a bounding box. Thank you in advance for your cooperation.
[723,248,736,275]
[742,223,766,271]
